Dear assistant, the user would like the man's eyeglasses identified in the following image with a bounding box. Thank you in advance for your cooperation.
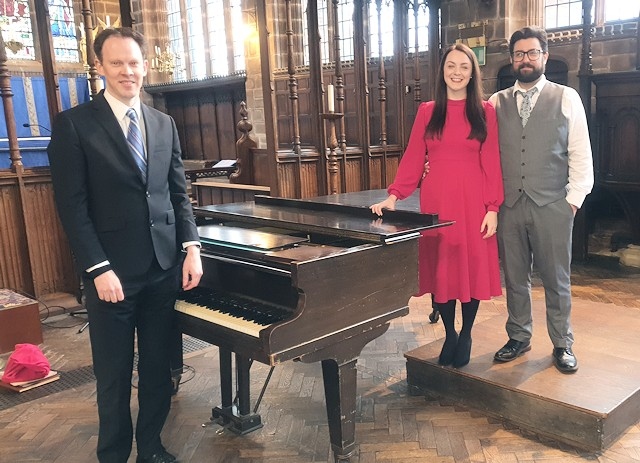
[512,49,544,62]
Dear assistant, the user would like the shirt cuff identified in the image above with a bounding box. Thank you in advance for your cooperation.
[86,264,112,279]
[182,241,201,251]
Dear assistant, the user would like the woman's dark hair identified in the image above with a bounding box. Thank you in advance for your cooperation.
[94,27,147,62]
[425,43,487,143]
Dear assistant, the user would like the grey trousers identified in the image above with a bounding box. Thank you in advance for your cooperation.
[498,195,575,348]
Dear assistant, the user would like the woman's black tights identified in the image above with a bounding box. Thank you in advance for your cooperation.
[436,298,480,367]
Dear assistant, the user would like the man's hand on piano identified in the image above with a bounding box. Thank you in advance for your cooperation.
[94,270,125,303]
[182,245,203,291]
[370,195,397,217]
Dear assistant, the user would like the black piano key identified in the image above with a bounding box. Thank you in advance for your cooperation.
[178,287,290,326]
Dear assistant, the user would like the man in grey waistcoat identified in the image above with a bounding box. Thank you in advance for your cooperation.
[489,26,593,373]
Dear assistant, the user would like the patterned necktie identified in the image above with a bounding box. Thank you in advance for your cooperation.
[126,108,147,182]
[518,87,538,128]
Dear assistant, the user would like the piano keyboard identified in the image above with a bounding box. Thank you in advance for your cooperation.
[175,287,290,338]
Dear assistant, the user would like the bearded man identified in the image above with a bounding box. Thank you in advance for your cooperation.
[489,26,593,373]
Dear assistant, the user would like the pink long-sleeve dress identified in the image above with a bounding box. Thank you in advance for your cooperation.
[388,100,504,303]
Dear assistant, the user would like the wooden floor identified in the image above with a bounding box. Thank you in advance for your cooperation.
[2,260,640,462]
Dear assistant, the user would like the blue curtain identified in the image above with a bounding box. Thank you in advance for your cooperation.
[0,75,92,168]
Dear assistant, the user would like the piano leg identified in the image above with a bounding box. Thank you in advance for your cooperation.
[212,348,263,434]
[321,358,358,462]
[311,323,392,462]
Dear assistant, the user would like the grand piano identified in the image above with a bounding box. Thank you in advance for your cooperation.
[176,190,451,461]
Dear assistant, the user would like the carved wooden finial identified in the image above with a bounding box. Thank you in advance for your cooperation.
[231,101,257,185]
[237,101,254,139]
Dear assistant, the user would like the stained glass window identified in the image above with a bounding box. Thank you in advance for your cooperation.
[0,0,79,62]
[49,0,79,62]
[0,0,36,60]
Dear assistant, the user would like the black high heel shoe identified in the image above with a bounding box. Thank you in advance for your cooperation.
[438,333,458,366]
[453,335,472,368]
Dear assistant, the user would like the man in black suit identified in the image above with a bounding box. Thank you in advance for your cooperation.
[47,28,202,463]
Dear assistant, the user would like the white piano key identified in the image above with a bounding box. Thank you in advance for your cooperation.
[175,300,267,338]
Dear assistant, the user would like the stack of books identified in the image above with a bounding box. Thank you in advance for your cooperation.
[0,370,59,392]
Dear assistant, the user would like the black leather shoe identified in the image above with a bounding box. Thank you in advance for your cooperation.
[438,333,458,366]
[493,339,531,362]
[136,449,177,463]
[553,347,578,373]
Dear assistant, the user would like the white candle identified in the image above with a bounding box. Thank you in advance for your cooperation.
[327,84,335,113]
[79,23,85,38]
[106,15,110,27]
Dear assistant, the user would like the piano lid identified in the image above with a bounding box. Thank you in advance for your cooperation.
[194,190,452,244]
[198,225,308,252]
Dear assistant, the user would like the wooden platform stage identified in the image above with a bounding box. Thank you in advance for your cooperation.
[405,296,640,452]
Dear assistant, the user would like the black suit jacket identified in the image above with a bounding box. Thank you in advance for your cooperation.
[47,91,199,279]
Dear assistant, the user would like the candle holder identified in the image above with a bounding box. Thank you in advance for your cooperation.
[152,44,176,75]
[320,112,344,195]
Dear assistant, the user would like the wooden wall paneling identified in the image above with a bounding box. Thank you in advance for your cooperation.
[21,177,75,295]
[0,173,75,297]
[384,67,399,146]
[275,78,293,150]
[213,92,238,159]
[198,90,221,160]
[194,185,219,206]
[593,73,640,186]
[341,70,359,148]
[344,157,364,193]
[367,63,401,147]
[403,59,429,141]
[252,149,277,193]
[277,160,298,198]
[222,188,235,204]
[605,106,640,182]
[166,98,188,158]
[182,95,205,160]
[296,76,314,146]
[591,71,640,244]
[300,158,319,198]
[367,154,383,191]
[385,154,400,187]
[0,177,32,293]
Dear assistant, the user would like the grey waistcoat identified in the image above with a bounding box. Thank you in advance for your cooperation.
[494,82,569,208]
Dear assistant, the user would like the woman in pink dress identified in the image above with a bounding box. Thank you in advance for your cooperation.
[371,43,504,368]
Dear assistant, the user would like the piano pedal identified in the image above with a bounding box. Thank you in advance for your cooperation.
[211,405,263,435]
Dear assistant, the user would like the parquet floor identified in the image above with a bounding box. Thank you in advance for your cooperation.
[1,260,640,463]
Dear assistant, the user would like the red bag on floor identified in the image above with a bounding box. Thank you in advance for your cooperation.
[1,343,50,384]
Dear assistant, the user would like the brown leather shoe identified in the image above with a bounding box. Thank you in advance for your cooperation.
[552,347,578,373]
[493,339,531,362]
